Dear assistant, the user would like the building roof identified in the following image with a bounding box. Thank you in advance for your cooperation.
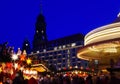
[31,64,49,72]
[48,33,84,45]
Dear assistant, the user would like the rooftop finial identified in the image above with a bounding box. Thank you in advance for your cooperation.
[117,12,120,17]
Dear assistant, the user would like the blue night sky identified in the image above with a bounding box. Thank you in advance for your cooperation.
[0,0,120,50]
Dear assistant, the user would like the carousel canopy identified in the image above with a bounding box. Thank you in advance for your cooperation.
[77,16,120,69]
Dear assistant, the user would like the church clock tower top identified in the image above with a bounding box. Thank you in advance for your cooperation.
[33,0,48,51]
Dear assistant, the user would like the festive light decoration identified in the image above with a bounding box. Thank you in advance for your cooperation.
[0,67,2,73]
[17,48,22,56]
[0,47,49,81]
[26,58,32,65]
[23,50,27,55]
[12,54,18,61]
[6,63,12,68]
[20,55,26,61]
[14,63,18,70]
[23,69,38,79]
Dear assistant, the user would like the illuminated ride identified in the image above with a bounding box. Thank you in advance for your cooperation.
[77,13,120,69]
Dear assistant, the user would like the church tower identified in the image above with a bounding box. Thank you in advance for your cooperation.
[33,1,48,51]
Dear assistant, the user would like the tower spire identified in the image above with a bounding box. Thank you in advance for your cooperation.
[40,0,43,14]
[33,0,47,51]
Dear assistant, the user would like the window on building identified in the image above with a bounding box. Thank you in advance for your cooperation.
[72,53,76,56]
[58,65,61,68]
[36,51,39,53]
[38,54,41,56]
[58,51,61,54]
[54,56,57,59]
[67,50,70,54]
[31,52,33,54]
[53,51,56,54]
[78,63,81,67]
[63,54,65,58]
[50,52,53,55]
[41,53,45,56]
[67,44,70,47]
[49,57,52,59]
[59,46,62,49]
[77,59,81,61]
[72,59,76,62]
[71,43,76,47]
[58,56,61,59]
[77,41,84,45]
[42,58,45,60]
[43,49,46,52]
[45,57,49,60]
[53,61,56,64]
[62,64,66,67]
[63,45,66,48]
[63,60,65,63]
[58,60,61,63]
[63,50,66,53]
[50,61,52,64]
[72,63,76,66]
[46,53,48,56]
[72,48,76,52]
[54,47,57,50]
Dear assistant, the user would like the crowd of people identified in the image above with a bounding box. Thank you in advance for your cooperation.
[36,73,120,84]
[0,70,120,84]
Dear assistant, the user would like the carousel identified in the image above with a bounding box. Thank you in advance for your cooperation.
[77,13,120,71]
